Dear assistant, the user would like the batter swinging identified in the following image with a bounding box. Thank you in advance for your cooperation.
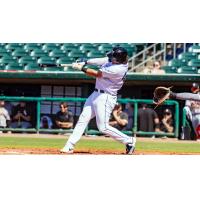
[60,47,136,154]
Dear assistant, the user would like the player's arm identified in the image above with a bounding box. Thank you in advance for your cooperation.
[86,57,108,66]
[57,121,73,128]
[72,62,103,78]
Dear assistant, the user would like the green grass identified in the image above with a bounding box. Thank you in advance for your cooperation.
[1,136,200,154]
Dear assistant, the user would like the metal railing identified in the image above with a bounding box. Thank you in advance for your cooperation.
[128,43,166,72]
[0,96,179,137]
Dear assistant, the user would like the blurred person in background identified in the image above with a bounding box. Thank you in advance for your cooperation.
[10,101,32,129]
[0,100,10,133]
[138,104,160,133]
[159,109,174,133]
[109,103,128,131]
[55,102,74,130]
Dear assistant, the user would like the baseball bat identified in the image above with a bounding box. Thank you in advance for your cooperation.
[39,63,73,68]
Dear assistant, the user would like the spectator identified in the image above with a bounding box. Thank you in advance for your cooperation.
[109,103,128,131]
[55,102,74,129]
[150,61,165,74]
[166,49,173,61]
[159,109,174,133]
[138,104,160,132]
[10,101,32,129]
[0,100,10,132]
[40,115,53,129]
[124,102,134,130]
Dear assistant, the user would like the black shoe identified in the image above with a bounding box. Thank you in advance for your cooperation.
[126,144,135,155]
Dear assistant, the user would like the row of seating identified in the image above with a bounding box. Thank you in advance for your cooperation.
[163,44,200,74]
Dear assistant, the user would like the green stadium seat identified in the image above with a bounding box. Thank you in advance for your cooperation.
[68,51,86,59]
[178,52,197,60]
[42,43,61,52]
[24,63,42,71]
[37,57,56,65]
[188,59,200,67]
[4,63,23,70]
[5,43,23,51]
[79,44,97,52]
[87,51,105,58]
[0,56,17,64]
[24,43,42,51]
[162,66,177,73]
[43,66,63,71]
[188,45,200,53]
[30,49,48,57]
[12,49,29,57]
[177,66,197,74]
[56,57,73,64]
[49,49,67,58]
[60,44,77,52]
[168,59,187,67]
[98,44,113,52]
[18,56,37,65]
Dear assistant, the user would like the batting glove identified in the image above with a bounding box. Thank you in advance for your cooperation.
[72,62,86,71]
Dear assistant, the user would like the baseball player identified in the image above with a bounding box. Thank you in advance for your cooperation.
[60,47,136,154]
[184,83,200,139]
[154,84,200,138]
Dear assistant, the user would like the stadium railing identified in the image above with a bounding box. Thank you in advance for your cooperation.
[0,96,179,138]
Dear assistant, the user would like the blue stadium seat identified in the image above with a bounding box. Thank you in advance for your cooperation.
[30,49,48,57]
[49,49,67,58]
[37,57,56,65]
[18,56,37,65]
[56,57,73,64]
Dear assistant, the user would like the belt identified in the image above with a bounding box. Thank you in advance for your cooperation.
[95,88,105,94]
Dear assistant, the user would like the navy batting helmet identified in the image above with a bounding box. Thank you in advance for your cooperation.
[107,47,128,64]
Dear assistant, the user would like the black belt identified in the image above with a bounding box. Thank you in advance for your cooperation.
[95,88,105,93]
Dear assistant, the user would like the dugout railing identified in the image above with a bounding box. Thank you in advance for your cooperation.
[0,96,179,138]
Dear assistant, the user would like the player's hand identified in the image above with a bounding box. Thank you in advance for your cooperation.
[72,62,86,71]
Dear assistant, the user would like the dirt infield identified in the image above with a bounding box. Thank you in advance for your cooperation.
[0,134,200,155]
[1,147,200,155]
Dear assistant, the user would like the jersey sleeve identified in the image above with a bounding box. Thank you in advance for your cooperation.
[87,57,108,66]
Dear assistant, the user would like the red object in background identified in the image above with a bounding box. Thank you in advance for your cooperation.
[195,125,200,139]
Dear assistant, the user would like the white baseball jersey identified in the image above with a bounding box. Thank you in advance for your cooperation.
[88,57,128,96]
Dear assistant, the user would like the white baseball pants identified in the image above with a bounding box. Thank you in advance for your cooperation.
[64,91,133,150]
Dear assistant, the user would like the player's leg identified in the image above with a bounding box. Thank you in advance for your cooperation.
[93,94,136,153]
[61,94,95,153]
[171,92,200,101]
[192,115,200,139]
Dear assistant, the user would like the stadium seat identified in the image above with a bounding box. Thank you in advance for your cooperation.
[49,49,67,58]
[37,57,56,65]
[5,43,23,51]
[176,66,197,74]
[0,56,17,65]
[188,45,200,53]
[188,59,200,67]
[18,56,37,65]
[68,51,86,59]
[79,44,97,52]
[162,66,177,73]
[168,59,187,67]
[178,52,197,61]
[30,49,48,57]
[60,44,77,52]
[12,49,29,57]
[42,43,61,52]
[43,66,63,71]
[98,44,113,52]
[4,63,24,70]
[24,43,42,51]
[87,51,105,58]
[24,63,42,71]
[56,57,73,64]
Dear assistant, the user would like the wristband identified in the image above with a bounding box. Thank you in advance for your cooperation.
[81,66,88,73]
